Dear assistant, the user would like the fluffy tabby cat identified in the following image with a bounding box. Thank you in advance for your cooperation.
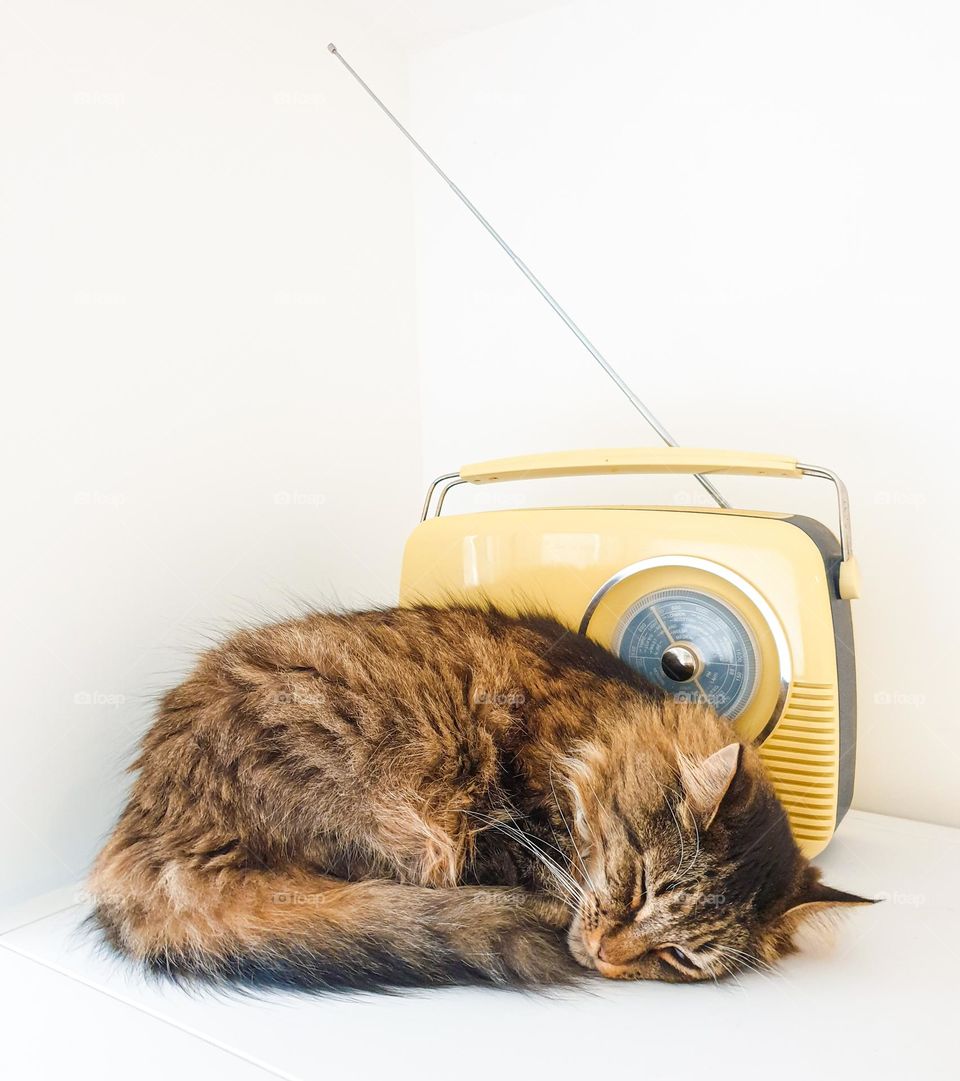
[90,605,870,991]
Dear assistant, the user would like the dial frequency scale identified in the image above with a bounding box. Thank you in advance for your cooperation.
[330,47,861,857]
[614,589,760,719]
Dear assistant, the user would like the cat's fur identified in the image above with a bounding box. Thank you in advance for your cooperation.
[89,604,870,991]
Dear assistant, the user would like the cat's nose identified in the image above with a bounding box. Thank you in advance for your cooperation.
[597,939,631,965]
[597,932,648,967]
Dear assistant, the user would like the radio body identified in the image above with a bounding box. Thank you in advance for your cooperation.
[400,447,859,857]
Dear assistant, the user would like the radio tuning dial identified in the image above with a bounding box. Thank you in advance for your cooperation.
[660,644,699,683]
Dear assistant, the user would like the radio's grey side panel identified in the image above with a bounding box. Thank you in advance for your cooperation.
[785,515,857,827]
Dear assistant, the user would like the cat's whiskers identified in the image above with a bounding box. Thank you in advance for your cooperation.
[713,955,747,990]
[462,810,585,906]
[548,767,598,895]
[684,811,701,878]
[465,810,573,899]
[717,943,770,966]
[568,759,614,837]
[649,774,700,880]
[497,794,576,868]
[714,945,776,983]
[652,777,687,877]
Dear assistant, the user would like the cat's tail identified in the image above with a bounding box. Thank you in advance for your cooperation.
[87,854,579,993]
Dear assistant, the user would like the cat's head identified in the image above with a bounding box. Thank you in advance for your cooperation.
[561,731,872,981]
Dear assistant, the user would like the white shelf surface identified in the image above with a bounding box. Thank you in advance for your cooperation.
[3,810,958,1081]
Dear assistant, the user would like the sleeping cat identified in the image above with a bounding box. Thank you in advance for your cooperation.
[89,604,870,991]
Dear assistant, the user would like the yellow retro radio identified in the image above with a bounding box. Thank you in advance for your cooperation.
[331,46,860,856]
[400,448,859,857]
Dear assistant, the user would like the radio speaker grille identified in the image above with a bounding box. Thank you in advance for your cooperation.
[759,681,838,848]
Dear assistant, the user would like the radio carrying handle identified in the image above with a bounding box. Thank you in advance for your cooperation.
[420,448,859,600]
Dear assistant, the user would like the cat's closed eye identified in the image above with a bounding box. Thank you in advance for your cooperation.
[661,945,696,970]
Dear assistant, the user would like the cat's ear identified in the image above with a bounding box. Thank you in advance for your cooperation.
[781,879,876,929]
[678,743,741,829]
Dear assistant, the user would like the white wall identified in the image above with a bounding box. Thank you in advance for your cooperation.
[0,2,429,908]
[410,2,960,827]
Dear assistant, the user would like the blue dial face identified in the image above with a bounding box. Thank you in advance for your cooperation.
[612,588,760,720]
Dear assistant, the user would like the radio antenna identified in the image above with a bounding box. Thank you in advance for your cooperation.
[328,43,727,509]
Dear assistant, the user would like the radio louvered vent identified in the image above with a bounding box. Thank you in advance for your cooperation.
[759,681,838,848]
